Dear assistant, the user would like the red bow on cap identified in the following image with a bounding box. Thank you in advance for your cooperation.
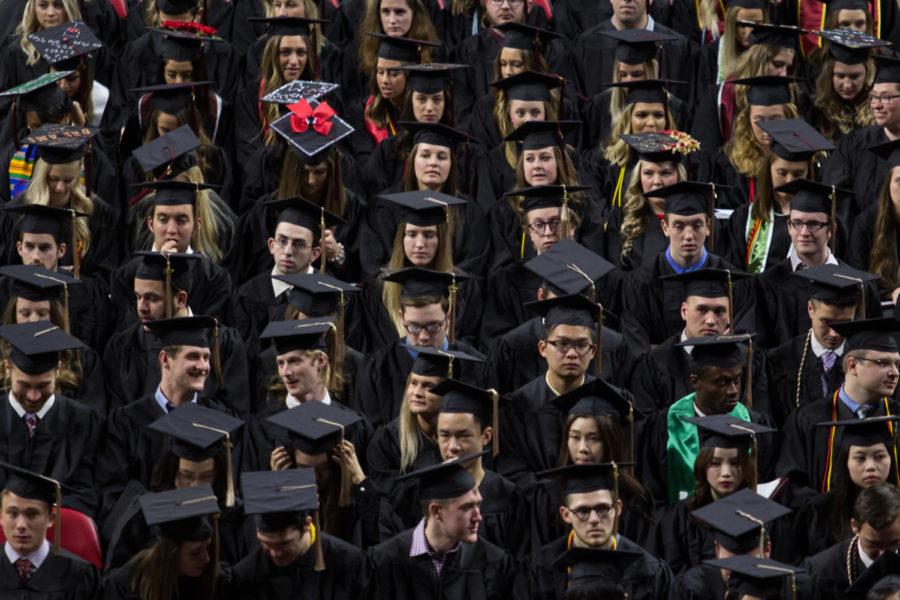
[288,100,335,136]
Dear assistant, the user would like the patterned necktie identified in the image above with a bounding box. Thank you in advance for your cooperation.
[820,351,838,396]
[15,558,33,583]
[858,404,872,419]
[22,413,38,438]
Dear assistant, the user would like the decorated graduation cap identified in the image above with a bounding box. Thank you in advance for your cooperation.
[490,70,564,102]
[599,29,679,65]
[536,462,626,497]
[148,403,242,506]
[260,317,334,354]
[645,180,725,249]
[248,16,328,37]
[552,547,644,588]
[397,62,467,94]
[132,124,200,176]
[368,32,439,62]
[730,75,795,106]
[707,556,801,599]
[395,453,478,500]
[844,549,900,598]
[263,195,345,244]
[757,118,835,162]
[399,121,474,151]
[434,378,501,455]
[29,20,102,67]
[262,80,339,105]
[503,120,580,151]
[817,415,900,449]
[818,28,887,65]
[525,239,614,300]
[0,71,71,113]
[0,321,84,375]
[380,189,467,228]
[552,377,635,460]
[621,130,700,163]
[0,462,72,554]
[24,124,96,164]
[691,488,791,554]
[875,54,900,83]
[132,81,213,115]
[270,99,353,163]
[741,21,801,49]
[140,485,219,542]
[868,137,900,168]
[403,343,483,379]
[496,22,561,52]
[604,78,683,105]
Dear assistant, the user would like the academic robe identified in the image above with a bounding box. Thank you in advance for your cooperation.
[101,321,250,417]
[365,418,443,503]
[0,394,101,517]
[479,261,540,345]
[793,492,852,561]
[722,205,792,274]
[473,144,516,215]
[821,125,891,229]
[232,270,289,359]
[102,561,232,600]
[353,339,485,429]
[671,564,726,600]
[801,539,856,600]
[847,203,900,298]
[0,547,101,600]
[602,206,668,273]
[228,533,370,600]
[368,528,516,600]
[523,534,672,600]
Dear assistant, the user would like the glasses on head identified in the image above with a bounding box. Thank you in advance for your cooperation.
[788,219,829,233]
[855,357,900,371]
[568,503,615,521]
[869,93,900,105]
[403,318,446,336]
[545,339,595,356]
[274,236,310,251]
[528,219,563,235]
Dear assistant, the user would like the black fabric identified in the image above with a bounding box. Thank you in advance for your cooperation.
[0,548,100,599]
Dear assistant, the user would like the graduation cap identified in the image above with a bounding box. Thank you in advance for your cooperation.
[503,184,591,213]
[816,0,868,13]
[131,124,200,176]
[793,263,876,309]
[380,190,467,228]
[490,70,564,102]
[266,399,364,455]
[0,71,71,113]
[730,75,795,106]
[403,344,483,381]
[397,63,467,94]
[683,414,776,449]
[24,124,97,164]
[145,315,218,348]
[148,403,242,506]
[260,317,334,354]
[367,32,439,62]
[552,377,635,460]
[525,293,601,330]
[503,120,580,151]
[661,268,750,335]
[776,178,847,224]
[132,81,213,115]
[875,54,900,83]
[0,462,71,554]
[603,78,683,105]
[599,29,679,65]
[0,321,84,375]
[818,28,887,65]
[644,180,724,216]
[691,488,791,554]
[150,27,217,62]
[28,20,102,66]
[757,118,835,162]
[678,333,758,407]
[133,179,216,207]
[263,196,345,244]
[741,22,801,50]
[248,16,328,37]
[536,462,626,497]
[868,137,900,168]
[156,0,199,15]
[495,22,561,52]
[1,203,83,243]
[0,265,79,331]
[524,239,615,298]
[844,549,900,597]
[817,415,900,451]
[382,267,464,299]
[433,378,501,455]
[621,130,700,164]
[706,556,801,599]
[398,121,474,151]
[261,80,339,105]
[139,485,219,542]
[279,272,358,317]
[394,454,477,500]
[270,99,353,161]
[552,547,644,587]
[133,251,196,317]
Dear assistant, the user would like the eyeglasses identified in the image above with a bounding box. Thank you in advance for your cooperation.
[403,318,446,335]
[855,357,900,371]
[568,503,615,521]
[488,0,524,6]
[869,93,900,105]
[545,339,595,356]
[788,219,829,233]
[528,219,562,234]
[274,236,310,251]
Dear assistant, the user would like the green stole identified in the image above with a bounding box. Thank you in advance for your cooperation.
[665,393,751,503]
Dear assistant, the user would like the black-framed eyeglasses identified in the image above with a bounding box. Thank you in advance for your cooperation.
[545,339,594,356]
[568,503,615,521]
[788,219,829,233]
[403,318,446,335]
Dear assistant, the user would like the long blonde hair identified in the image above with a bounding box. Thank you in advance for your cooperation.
[724,101,799,176]
[182,166,231,263]
[603,102,676,165]
[608,59,659,123]
[619,159,687,260]
[727,42,791,80]
[23,158,93,258]
[15,0,80,65]
[397,370,438,471]
[719,7,769,80]
[813,56,875,139]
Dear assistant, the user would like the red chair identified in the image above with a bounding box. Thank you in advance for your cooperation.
[0,507,103,569]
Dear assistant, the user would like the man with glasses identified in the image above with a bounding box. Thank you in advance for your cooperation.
[779,317,900,491]
[354,267,484,429]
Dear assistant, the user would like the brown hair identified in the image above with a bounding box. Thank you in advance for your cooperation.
[259,34,320,145]
[129,531,220,600]
[401,142,461,195]
[498,99,560,168]
[276,149,347,219]
[853,481,900,530]
[867,169,900,290]
[358,0,437,77]
[813,56,875,139]
[750,151,816,222]
[149,449,229,503]
[688,445,757,510]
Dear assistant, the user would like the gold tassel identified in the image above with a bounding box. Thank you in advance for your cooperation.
[313,510,325,571]
[211,318,222,384]
[744,338,753,411]
[611,461,619,498]
[447,273,458,345]
[192,423,235,508]
[726,270,734,334]
[829,185,837,256]
[757,563,796,600]
[833,273,865,319]
[70,210,81,280]
[489,388,500,457]
[319,207,327,274]
[559,184,570,241]
[35,273,70,333]
[595,305,604,377]
[626,399,635,463]
[316,417,352,507]
[163,253,173,319]
[735,509,765,557]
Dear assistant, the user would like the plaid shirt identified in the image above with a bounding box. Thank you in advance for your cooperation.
[409,518,461,577]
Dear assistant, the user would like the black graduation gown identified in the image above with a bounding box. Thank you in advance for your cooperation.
[368,528,516,600]
[473,144,516,215]
[0,394,102,517]
[523,534,672,600]
[0,548,101,600]
[801,539,854,600]
[102,560,232,600]
[793,492,850,561]
[232,271,289,359]
[652,499,714,576]
[602,207,668,272]
[101,321,250,417]
[722,205,792,273]
[479,261,540,345]
[821,125,891,229]
[353,339,485,429]
[229,534,370,600]
[671,564,726,600]
[365,418,442,503]
[847,204,898,297]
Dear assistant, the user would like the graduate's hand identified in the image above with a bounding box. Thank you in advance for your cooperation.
[158,239,181,253]
[70,101,86,126]
[322,229,341,260]
[270,446,293,471]
[331,439,366,485]
[892,287,900,304]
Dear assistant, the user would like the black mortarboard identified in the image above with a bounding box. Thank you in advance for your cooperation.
[132,124,200,175]
[599,29,679,65]
[490,70,564,102]
[706,556,801,597]
[248,16,328,37]
[132,81,213,115]
[434,378,495,424]
[819,29,886,65]
[382,267,465,298]
[621,130,699,163]
[0,321,84,375]
[678,334,753,368]
[536,462,624,496]
[604,78,681,104]
[875,54,900,83]
[844,550,900,597]
[145,315,216,348]
[495,22,561,51]
[524,239,615,297]
[1,204,83,241]
[525,293,600,329]
[552,547,644,585]
[503,184,591,213]
[816,0,868,12]
[661,268,751,300]
[139,485,218,541]
[368,33,439,62]
[270,99,354,160]
[380,190,467,227]
[262,80,339,105]
[793,263,878,302]
[775,178,849,214]
[394,455,477,500]
[0,71,71,113]
[869,576,900,594]
[646,181,725,216]
[133,251,195,294]
[24,124,96,164]
[503,120,580,150]
[151,28,208,62]
[263,196,345,239]
[398,62,466,94]
[259,318,334,354]
[0,264,79,303]
[817,416,900,448]
[683,414,776,449]
[551,377,632,423]
[731,75,794,106]
[830,317,900,352]
[266,400,364,455]
[0,462,70,553]
[155,0,197,14]
[134,180,216,206]
[691,488,791,553]
[868,138,900,168]
[742,22,800,49]
[400,121,473,151]
[148,403,243,461]
[758,118,835,162]
[404,344,483,378]
[241,469,319,532]
[29,21,102,66]
[278,272,359,317]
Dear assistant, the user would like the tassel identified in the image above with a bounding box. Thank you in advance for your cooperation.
[316,416,352,507]
[211,318,222,384]
[319,207,327,273]
[489,388,500,457]
[744,337,753,411]
[726,270,734,334]
[707,183,717,251]
[192,423,235,507]
[829,185,837,256]
[71,210,81,280]
[163,253,173,318]
[447,273,458,345]
[559,184,570,241]
[736,509,765,557]
[52,483,61,554]
[595,305,604,377]
[312,511,325,571]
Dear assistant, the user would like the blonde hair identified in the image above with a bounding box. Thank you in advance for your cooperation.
[603,101,676,165]
[719,7,768,80]
[813,56,875,139]
[398,371,430,471]
[498,99,560,168]
[727,42,791,81]
[23,158,93,258]
[724,101,799,176]
[15,0,81,65]
[258,34,319,145]
[263,0,324,50]
[182,166,231,263]
[608,58,659,122]
[620,159,687,260]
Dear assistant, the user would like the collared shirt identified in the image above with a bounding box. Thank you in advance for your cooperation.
[270,265,315,299]
[859,545,875,569]
[5,539,49,571]
[8,392,55,419]
[154,386,198,414]
[788,247,838,272]
[838,385,864,416]
[409,518,461,577]
[665,246,708,274]
[810,334,844,359]
[679,330,693,355]
[286,389,332,409]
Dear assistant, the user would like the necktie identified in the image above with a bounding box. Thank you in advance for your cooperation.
[165,402,176,413]
[820,351,838,396]
[858,405,872,419]
[22,413,38,438]
[15,558,33,583]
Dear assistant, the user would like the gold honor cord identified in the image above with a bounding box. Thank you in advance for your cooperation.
[756,563,797,600]
[488,388,500,457]
[34,273,70,333]
[278,483,325,570]
[735,509,766,557]
[192,423,235,507]
[833,273,865,318]
[316,416,353,508]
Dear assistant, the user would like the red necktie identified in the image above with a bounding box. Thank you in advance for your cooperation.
[23,413,38,438]
[15,558,33,583]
